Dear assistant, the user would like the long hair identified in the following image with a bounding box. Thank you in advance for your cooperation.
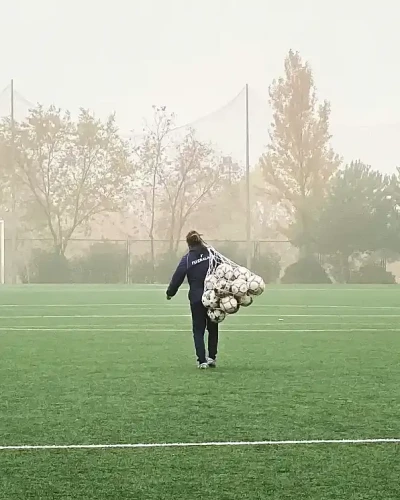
[186,230,205,249]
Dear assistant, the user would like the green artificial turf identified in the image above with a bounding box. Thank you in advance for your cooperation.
[1,285,400,499]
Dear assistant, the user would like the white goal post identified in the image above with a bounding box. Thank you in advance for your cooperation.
[0,219,4,285]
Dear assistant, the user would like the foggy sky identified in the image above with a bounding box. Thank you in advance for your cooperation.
[1,0,399,172]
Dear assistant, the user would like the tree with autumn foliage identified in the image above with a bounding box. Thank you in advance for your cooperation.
[259,50,341,254]
[0,127,11,207]
[13,105,131,255]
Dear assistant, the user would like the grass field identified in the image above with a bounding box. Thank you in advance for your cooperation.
[1,284,400,499]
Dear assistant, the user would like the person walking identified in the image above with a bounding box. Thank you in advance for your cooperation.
[166,230,218,369]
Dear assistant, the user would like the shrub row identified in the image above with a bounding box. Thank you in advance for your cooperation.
[19,242,282,284]
[280,257,396,284]
[19,243,396,285]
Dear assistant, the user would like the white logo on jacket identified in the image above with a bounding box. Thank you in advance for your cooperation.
[191,255,209,266]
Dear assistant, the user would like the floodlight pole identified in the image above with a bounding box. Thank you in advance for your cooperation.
[0,219,5,285]
[245,84,251,269]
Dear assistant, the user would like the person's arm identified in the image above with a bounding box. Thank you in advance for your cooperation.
[166,256,187,299]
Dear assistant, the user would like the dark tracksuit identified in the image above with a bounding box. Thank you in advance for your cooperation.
[166,245,218,364]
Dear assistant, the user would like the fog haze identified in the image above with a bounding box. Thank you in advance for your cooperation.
[1,0,399,170]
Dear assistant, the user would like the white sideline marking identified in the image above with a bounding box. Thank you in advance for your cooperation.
[0,303,181,308]
[2,303,400,309]
[2,314,400,319]
[1,438,400,451]
[0,327,399,333]
[0,314,191,319]
[2,287,398,293]
[1,322,397,329]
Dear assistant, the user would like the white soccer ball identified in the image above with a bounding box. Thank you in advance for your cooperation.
[238,294,253,307]
[233,266,252,281]
[220,295,239,314]
[207,308,226,324]
[247,275,265,296]
[204,274,218,291]
[202,289,219,309]
[214,278,231,297]
[215,263,234,280]
[224,268,235,281]
[230,278,248,297]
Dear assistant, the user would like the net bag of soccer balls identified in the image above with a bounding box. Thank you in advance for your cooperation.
[201,246,265,324]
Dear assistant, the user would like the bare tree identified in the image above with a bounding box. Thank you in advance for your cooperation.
[158,129,235,253]
[129,107,174,272]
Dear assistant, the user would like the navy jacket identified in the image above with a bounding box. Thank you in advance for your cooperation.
[166,245,210,304]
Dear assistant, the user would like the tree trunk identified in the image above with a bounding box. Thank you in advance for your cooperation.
[168,211,176,254]
[149,169,157,283]
[341,253,350,283]
[149,236,155,283]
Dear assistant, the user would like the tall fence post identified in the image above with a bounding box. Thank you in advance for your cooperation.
[253,240,258,260]
[126,240,131,284]
[0,220,5,285]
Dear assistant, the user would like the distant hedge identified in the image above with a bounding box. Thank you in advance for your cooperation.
[281,256,332,284]
[19,250,71,284]
[18,241,281,284]
[72,243,128,284]
[349,264,396,284]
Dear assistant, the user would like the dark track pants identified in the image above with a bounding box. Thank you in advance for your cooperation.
[190,302,219,364]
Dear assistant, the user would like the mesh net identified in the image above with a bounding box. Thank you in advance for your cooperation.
[129,86,269,170]
[0,84,32,123]
[203,243,265,323]
[205,244,237,278]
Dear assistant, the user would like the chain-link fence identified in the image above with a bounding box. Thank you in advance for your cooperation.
[3,238,298,284]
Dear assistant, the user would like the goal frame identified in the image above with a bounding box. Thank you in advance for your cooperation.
[0,219,4,284]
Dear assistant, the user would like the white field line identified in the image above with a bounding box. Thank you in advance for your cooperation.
[2,303,400,309]
[0,314,191,319]
[2,322,397,329]
[2,288,399,293]
[0,303,180,308]
[2,314,400,319]
[1,438,400,451]
[0,289,168,293]
[1,328,400,333]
